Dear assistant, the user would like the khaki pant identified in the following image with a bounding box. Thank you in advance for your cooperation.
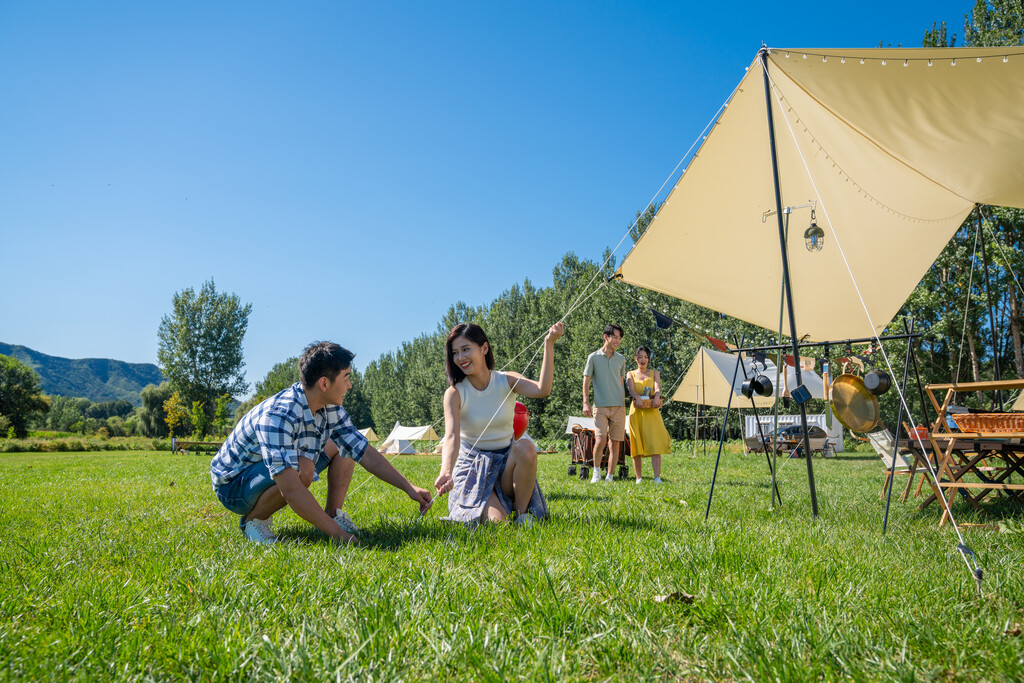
[594,405,626,442]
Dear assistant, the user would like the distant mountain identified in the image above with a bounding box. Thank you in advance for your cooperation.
[0,343,164,406]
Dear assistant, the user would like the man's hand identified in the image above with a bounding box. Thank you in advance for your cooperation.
[434,471,453,496]
[331,529,359,545]
[582,402,592,417]
[409,485,434,514]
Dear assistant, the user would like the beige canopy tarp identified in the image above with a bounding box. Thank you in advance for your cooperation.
[617,47,1024,341]
[672,346,826,408]
[358,427,378,442]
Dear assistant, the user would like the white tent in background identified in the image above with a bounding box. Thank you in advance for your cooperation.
[358,427,378,442]
[672,346,826,408]
[616,47,1024,341]
[379,422,439,454]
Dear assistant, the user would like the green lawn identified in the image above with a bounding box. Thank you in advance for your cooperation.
[1,445,1021,681]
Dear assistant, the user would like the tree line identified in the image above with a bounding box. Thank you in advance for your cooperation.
[2,2,1020,442]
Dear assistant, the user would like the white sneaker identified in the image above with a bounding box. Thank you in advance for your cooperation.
[589,469,603,484]
[513,512,535,528]
[653,477,664,484]
[242,518,277,545]
[332,510,362,535]
[605,473,614,482]
[635,477,643,484]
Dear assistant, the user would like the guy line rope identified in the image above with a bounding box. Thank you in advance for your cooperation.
[764,58,985,596]
[347,95,736,510]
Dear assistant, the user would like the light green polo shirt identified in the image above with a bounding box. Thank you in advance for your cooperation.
[583,349,626,407]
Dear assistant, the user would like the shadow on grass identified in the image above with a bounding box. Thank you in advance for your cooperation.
[281,518,473,550]
[720,480,772,489]
[546,492,611,503]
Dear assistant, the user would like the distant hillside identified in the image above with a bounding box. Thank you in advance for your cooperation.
[0,343,164,406]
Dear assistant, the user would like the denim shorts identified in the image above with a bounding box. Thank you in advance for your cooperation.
[214,452,331,516]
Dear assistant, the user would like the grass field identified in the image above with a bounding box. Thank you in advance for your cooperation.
[1,444,1022,681]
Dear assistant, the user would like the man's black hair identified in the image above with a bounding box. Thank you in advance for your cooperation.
[299,341,355,387]
[604,323,624,338]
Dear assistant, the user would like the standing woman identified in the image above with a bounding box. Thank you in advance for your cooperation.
[434,322,564,525]
[626,346,671,483]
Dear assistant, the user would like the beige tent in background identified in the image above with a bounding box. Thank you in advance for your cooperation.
[617,47,1024,341]
[1011,393,1024,412]
[358,427,378,442]
[379,422,440,454]
[673,346,826,408]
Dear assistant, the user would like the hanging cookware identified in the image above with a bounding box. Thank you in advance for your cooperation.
[830,373,880,432]
[863,369,891,396]
[822,357,833,430]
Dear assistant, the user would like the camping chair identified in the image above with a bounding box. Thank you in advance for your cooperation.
[867,427,917,501]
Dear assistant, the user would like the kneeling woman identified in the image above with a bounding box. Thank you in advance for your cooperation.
[434,322,564,525]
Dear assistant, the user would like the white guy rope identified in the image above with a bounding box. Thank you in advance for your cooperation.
[762,59,983,588]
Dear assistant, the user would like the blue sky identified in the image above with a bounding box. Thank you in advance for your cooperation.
[0,1,969,395]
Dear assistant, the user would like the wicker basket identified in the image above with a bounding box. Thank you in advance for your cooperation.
[950,412,1024,433]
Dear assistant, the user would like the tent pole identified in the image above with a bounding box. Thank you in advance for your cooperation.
[976,204,1004,408]
[705,340,744,520]
[737,354,784,507]
[882,317,916,534]
[759,47,819,517]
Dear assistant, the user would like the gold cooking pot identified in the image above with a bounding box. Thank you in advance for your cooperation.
[830,373,880,432]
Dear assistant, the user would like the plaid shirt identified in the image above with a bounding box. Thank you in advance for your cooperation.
[210,382,368,487]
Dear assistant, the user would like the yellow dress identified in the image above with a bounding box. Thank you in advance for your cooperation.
[627,371,672,456]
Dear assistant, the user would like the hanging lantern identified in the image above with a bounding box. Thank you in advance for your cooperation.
[804,210,824,252]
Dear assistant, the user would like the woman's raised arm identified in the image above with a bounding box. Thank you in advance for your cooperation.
[507,322,564,398]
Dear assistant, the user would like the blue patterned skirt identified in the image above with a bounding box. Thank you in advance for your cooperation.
[447,440,549,523]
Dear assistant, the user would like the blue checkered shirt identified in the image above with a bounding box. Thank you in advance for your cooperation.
[210,382,368,487]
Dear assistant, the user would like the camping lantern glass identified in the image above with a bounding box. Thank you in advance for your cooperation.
[804,210,824,252]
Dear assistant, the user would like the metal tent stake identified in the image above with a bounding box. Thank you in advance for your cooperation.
[760,47,819,517]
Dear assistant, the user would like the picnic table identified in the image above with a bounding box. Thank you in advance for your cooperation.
[172,438,224,455]
[906,379,1024,527]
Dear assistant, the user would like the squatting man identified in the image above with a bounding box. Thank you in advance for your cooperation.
[210,341,433,545]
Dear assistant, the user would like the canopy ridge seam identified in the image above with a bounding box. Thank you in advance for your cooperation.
[768,54,980,209]
[769,87,969,224]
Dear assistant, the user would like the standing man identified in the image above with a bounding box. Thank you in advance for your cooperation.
[582,324,626,483]
[211,341,433,545]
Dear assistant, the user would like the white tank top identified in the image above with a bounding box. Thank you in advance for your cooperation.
[456,370,515,451]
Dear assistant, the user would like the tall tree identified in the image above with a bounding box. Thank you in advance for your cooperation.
[137,382,172,437]
[255,357,300,397]
[157,278,252,431]
[0,355,49,437]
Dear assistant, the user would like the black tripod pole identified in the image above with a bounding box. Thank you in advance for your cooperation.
[705,343,744,520]
[976,205,1004,408]
[883,318,916,534]
[760,47,819,516]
